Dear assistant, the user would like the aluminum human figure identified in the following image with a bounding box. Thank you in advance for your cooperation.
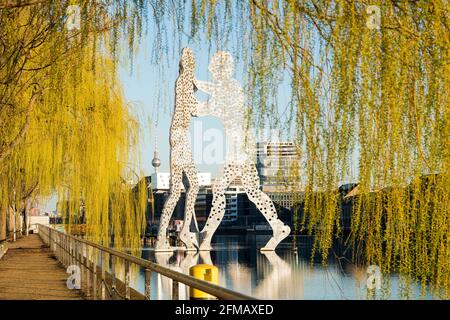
[155,48,200,252]
[196,51,291,251]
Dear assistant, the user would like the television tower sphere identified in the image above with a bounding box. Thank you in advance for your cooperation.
[152,149,161,169]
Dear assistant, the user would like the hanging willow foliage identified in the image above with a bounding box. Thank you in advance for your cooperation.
[0,1,150,250]
[1,0,448,298]
[184,0,449,298]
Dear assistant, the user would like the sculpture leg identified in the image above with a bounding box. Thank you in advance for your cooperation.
[155,168,182,252]
[179,164,200,251]
[242,163,291,251]
[199,164,237,251]
[199,250,213,265]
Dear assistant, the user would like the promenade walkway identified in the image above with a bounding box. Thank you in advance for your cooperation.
[0,234,83,300]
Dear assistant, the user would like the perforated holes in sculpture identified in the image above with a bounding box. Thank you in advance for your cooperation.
[195,51,291,251]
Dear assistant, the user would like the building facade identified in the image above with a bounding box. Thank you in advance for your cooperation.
[144,141,304,235]
[256,141,301,191]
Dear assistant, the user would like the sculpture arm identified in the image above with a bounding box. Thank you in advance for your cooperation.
[194,79,216,95]
[192,99,215,117]
[192,78,217,117]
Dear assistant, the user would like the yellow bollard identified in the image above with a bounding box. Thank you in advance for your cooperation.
[189,264,218,300]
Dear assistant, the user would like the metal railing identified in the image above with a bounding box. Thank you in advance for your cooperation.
[37,224,254,300]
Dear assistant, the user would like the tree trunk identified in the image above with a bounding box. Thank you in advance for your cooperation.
[0,205,6,241]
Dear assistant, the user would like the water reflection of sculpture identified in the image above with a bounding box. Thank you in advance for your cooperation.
[226,251,305,299]
[156,48,290,252]
[154,253,192,299]
[154,251,212,300]
[153,250,306,300]
[254,252,294,298]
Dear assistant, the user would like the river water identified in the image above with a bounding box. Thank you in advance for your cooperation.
[130,234,432,300]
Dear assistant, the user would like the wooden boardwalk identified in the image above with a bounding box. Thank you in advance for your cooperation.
[0,234,84,300]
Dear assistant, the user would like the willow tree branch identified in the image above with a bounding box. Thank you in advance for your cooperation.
[20,180,39,201]
[0,0,47,9]
[0,93,38,163]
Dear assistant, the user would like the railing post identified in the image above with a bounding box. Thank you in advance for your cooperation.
[66,236,69,265]
[63,234,65,264]
[57,233,60,259]
[65,236,70,267]
[54,232,57,255]
[61,234,64,265]
[85,244,91,298]
[145,269,151,300]
[76,240,82,293]
[125,260,131,300]
[70,237,74,266]
[78,240,83,294]
[92,248,97,300]
[62,234,64,262]
[101,251,107,300]
[80,240,86,296]
[74,238,78,269]
[172,280,179,300]
[65,235,69,266]
[111,255,116,300]
[63,235,67,266]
